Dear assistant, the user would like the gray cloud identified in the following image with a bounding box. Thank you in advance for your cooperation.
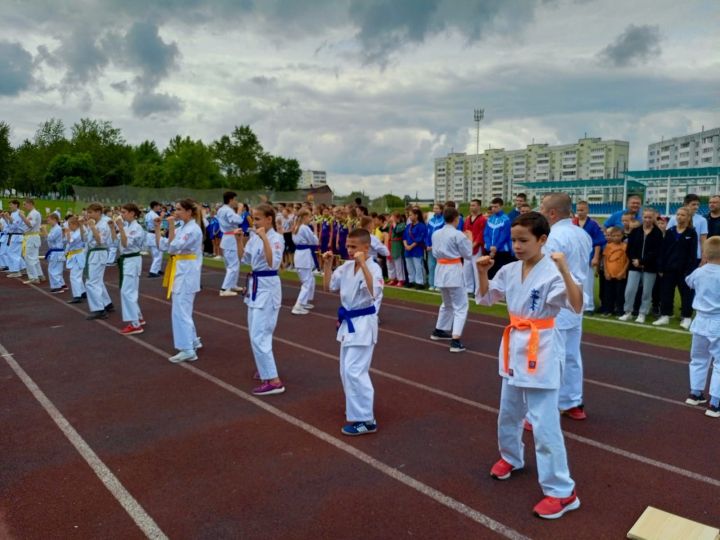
[110,80,130,93]
[599,24,661,67]
[54,29,109,86]
[132,91,183,117]
[0,41,34,96]
[121,21,180,90]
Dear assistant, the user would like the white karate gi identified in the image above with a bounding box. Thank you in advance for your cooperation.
[106,218,119,265]
[292,224,319,307]
[545,218,592,411]
[119,220,145,326]
[23,209,44,280]
[144,209,164,274]
[476,256,578,497]
[84,217,112,312]
[368,235,390,314]
[217,204,245,290]
[45,224,66,289]
[686,264,720,401]
[242,229,284,380]
[432,224,473,337]
[330,257,384,422]
[65,229,86,298]
[7,210,27,273]
[0,218,8,269]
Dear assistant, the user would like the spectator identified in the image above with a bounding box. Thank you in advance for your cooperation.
[507,193,527,222]
[605,194,642,229]
[667,193,708,265]
[573,200,606,314]
[707,194,720,238]
[483,197,512,279]
[601,227,629,316]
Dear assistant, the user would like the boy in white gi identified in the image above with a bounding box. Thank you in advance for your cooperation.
[476,212,582,520]
[64,217,87,304]
[684,236,720,418]
[236,203,286,395]
[115,203,146,335]
[218,191,246,297]
[430,206,473,353]
[44,213,67,293]
[105,208,119,266]
[19,198,45,284]
[291,208,319,315]
[156,200,204,363]
[322,228,384,436]
[4,200,27,278]
[145,201,164,277]
[83,203,114,320]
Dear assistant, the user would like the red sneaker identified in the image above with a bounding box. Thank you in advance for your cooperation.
[533,491,580,519]
[120,324,144,335]
[387,279,398,286]
[562,406,587,420]
[523,419,533,432]
[490,458,520,480]
[396,280,405,287]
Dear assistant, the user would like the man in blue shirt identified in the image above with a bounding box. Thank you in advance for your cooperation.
[604,194,642,228]
[426,203,445,291]
[507,193,527,223]
[483,197,512,279]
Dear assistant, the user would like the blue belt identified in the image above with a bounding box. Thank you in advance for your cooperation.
[295,244,319,270]
[44,248,65,260]
[247,270,279,301]
[337,305,377,333]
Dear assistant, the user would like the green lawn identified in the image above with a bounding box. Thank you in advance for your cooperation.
[1,198,83,217]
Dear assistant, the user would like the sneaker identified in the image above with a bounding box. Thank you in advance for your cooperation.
[341,421,377,436]
[635,314,646,324]
[67,297,83,304]
[49,288,64,294]
[219,289,238,297]
[685,392,707,406]
[291,305,309,315]
[396,280,405,287]
[168,350,198,363]
[231,286,245,293]
[562,405,587,420]
[705,404,720,418]
[618,312,632,321]
[523,419,533,432]
[583,310,594,317]
[139,318,146,326]
[86,310,108,320]
[449,339,466,353]
[533,492,580,519]
[147,272,160,278]
[387,279,398,286]
[213,255,223,260]
[652,315,670,326]
[680,317,692,330]
[22,278,39,284]
[6,272,22,278]
[252,381,285,396]
[490,458,520,480]
[120,324,144,335]
[303,304,315,310]
[430,329,452,341]
[104,303,115,313]
[193,337,203,350]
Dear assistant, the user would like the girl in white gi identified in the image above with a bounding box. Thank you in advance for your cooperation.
[44,213,67,293]
[156,199,203,363]
[684,236,720,418]
[218,191,246,297]
[430,207,473,353]
[64,217,87,304]
[115,203,146,335]
[475,212,582,520]
[291,209,319,315]
[322,228,384,436]
[19,198,45,284]
[83,203,114,320]
[235,203,285,395]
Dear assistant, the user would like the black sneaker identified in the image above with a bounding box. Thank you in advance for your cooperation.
[81,292,87,298]
[430,329,452,341]
[685,392,707,406]
[104,303,115,312]
[706,404,720,418]
[67,297,83,304]
[86,310,108,320]
[148,272,160,278]
[449,339,466,353]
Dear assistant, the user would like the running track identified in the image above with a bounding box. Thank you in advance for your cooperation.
[1,263,718,539]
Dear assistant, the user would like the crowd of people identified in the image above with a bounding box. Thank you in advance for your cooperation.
[1,190,719,520]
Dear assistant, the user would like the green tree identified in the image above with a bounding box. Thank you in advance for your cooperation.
[132,140,164,187]
[71,118,132,186]
[12,139,45,195]
[211,125,264,185]
[163,136,221,189]
[258,155,301,191]
[380,193,404,208]
[0,122,12,191]
[46,152,96,196]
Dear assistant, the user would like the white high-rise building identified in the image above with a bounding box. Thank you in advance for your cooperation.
[299,170,327,189]
[647,127,720,170]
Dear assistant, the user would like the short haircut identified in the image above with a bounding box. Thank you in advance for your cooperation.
[47,213,60,222]
[444,200,456,208]
[443,206,459,223]
[642,207,657,215]
[149,201,160,208]
[470,198,482,205]
[704,236,720,260]
[520,203,531,210]
[515,193,527,201]
[627,194,641,201]
[606,226,622,235]
[67,216,79,226]
[622,210,636,218]
[122,203,141,218]
[511,212,549,239]
[223,191,237,204]
[87,203,103,213]
[577,200,589,207]
[684,193,700,205]
[348,228,370,244]
[24,198,34,205]
[10,199,19,206]
[543,193,572,217]
[490,197,504,206]
[360,215,374,229]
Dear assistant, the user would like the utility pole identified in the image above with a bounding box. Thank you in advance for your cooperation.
[474,108,484,156]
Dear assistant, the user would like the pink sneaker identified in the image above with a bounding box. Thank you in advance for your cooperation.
[252,381,285,396]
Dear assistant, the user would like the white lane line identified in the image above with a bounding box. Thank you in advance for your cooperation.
[29,288,529,539]
[0,341,168,540]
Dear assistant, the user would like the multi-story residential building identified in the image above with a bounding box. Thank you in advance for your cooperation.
[298,169,327,189]
[434,137,629,203]
[647,127,720,170]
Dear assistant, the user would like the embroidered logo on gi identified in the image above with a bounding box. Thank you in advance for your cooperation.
[529,289,540,311]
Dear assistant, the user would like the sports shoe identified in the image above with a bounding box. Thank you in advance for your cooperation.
[231,286,246,293]
[387,279,398,286]
[50,288,65,294]
[303,304,314,310]
[562,405,587,420]
[396,280,405,287]
[147,272,160,278]
[685,392,707,406]
[252,381,285,395]
[22,278,39,284]
[341,421,377,436]
[533,492,580,519]
[219,289,238,297]
[252,371,262,381]
[652,315,670,326]
[490,458,520,480]
[6,272,22,278]
[168,350,198,363]
[38,276,47,282]
[86,310,108,320]
[635,314,646,324]
[213,255,222,260]
[705,404,720,418]
[193,337,203,350]
[449,339,466,353]
[67,297,83,304]
[104,303,115,312]
[120,324,144,335]
[291,305,309,315]
[430,329,452,341]
[680,317,692,330]
[139,318,146,326]
[618,312,632,321]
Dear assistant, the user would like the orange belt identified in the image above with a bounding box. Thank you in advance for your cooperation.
[437,258,462,264]
[502,314,555,374]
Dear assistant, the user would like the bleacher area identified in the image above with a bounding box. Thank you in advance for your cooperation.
[581,202,710,217]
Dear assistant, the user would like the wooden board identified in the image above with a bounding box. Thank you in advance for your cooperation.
[628,506,720,540]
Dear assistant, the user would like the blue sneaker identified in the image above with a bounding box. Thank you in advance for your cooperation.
[341,421,377,436]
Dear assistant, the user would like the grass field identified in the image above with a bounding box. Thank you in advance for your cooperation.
[1,198,83,216]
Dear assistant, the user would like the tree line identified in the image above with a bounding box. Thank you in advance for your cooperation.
[0,119,302,197]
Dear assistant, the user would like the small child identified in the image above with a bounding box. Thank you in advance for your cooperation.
[106,208,119,266]
[64,216,87,303]
[44,213,67,293]
[291,208,319,315]
[115,203,146,335]
[322,228,384,436]
[387,212,406,287]
[475,211,582,519]
[600,227,628,316]
[684,236,720,417]
[82,203,113,320]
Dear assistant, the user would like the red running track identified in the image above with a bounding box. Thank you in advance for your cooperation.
[0,264,718,539]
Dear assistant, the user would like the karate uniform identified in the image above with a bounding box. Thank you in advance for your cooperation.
[65,229,86,298]
[6,210,27,273]
[144,209,164,274]
[218,204,245,290]
[242,229,284,380]
[686,264,720,404]
[292,224,319,308]
[106,218,119,265]
[463,214,486,293]
[0,217,8,269]
[330,257,384,422]
[23,209,44,280]
[118,220,145,327]
[369,234,390,314]
[432,224,473,337]
[45,223,66,289]
[476,256,578,498]
[545,218,592,411]
[83,217,112,312]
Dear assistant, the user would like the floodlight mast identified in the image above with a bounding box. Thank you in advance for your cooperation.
[474,108,484,156]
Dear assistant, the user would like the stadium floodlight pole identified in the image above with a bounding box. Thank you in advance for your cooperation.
[474,108,484,156]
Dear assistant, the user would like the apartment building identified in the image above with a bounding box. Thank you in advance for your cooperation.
[298,169,327,189]
[647,127,720,170]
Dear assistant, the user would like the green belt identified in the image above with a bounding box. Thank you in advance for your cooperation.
[83,246,109,280]
[118,252,142,288]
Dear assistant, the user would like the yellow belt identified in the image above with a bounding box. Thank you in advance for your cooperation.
[67,248,84,259]
[21,232,40,257]
[163,254,197,299]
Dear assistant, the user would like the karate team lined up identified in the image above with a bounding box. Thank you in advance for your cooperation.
[1,191,719,521]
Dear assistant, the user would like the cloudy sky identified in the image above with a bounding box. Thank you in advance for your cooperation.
[1,0,718,197]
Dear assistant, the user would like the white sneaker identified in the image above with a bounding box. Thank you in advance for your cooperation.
[193,337,203,350]
[231,287,245,293]
[291,305,309,315]
[6,272,22,278]
[219,289,238,297]
[652,315,670,326]
[213,255,222,260]
[169,350,198,363]
[22,278,39,284]
[303,304,314,310]
[635,314,646,324]
[618,313,632,321]
[680,317,692,330]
